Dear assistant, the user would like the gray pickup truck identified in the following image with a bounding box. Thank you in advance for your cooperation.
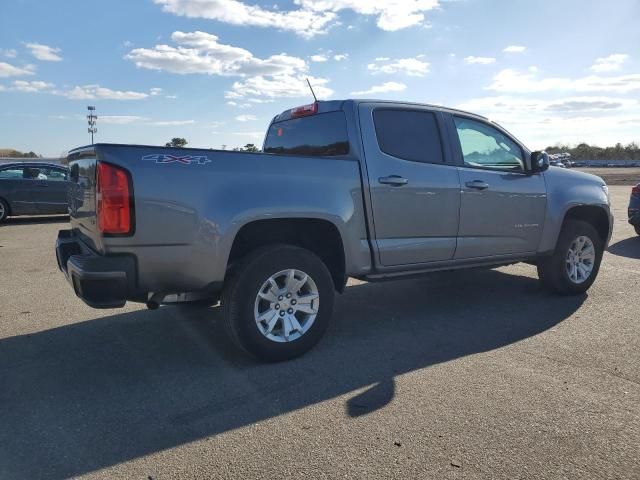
[56,99,612,361]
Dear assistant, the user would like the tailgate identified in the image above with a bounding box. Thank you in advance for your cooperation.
[67,147,100,251]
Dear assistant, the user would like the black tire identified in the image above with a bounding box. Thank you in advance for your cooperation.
[0,198,8,223]
[537,219,603,295]
[221,245,335,362]
[635,225,640,236]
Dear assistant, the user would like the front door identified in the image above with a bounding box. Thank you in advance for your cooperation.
[449,115,547,259]
[359,104,461,267]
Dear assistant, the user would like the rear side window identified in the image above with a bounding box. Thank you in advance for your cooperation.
[264,111,350,156]
[0,168,24,179]
[373,109,444,164]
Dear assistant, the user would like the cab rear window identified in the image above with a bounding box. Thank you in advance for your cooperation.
[264,111,350,156]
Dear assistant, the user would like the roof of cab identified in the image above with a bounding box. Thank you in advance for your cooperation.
[270,99,488,124]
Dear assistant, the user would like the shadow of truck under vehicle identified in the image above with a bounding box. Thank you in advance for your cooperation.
[0,215,69,226]
[0,268,585,479]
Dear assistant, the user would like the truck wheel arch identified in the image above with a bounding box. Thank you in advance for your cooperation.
[560,205,610,247]
[226,218,347,292]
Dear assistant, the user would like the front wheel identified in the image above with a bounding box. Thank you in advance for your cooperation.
[537,220,603,295]
[221,245,335,361]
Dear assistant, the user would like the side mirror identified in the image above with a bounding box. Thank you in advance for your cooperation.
[531,151,550,173]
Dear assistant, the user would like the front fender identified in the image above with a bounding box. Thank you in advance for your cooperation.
[538,168,611,253]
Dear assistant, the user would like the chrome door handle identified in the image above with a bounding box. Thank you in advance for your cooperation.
[465,180,489,190]
[379,175,408,186]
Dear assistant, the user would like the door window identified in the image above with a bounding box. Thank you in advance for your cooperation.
[373,109,444,164]
[0,167,24,179]
[39,167,69,181]
[454,117,524,172]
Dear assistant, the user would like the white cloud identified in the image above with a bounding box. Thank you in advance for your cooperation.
[1,49,17,58]
[154,0,336,38]
[310,54,328,63]
[367,56,430,76]
[153,0,439,37]
[464,56,496,65]
[232,131,265,140]
[457,95,637,116]
[24,42,62,62]
[503,45,526,53]
[100,115,147,124]
[150,87,163,95]
[351,81,407,95]
[455,95,640,149]
[0,61,34,78]
[228,101,252,108]
[63,85,149,100]
[486,68,640,94]
[12,80,54,92]
[235,114,258,122]
[150,119,195,126]
[296,0,440,32]
[83,115,195,126]
[126,31,306,77]
[334,53,349,61]
[0,85,6,91]
[226,74,333,100]
[590,53,628,73]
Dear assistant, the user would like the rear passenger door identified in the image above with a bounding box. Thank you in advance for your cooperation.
[358,103,461,267]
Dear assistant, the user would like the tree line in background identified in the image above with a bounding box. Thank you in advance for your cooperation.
[166,138,260,152]
[0,148,41,158]
[546,142,640,161]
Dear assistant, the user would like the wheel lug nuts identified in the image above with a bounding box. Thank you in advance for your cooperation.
[286,293,292,298]
[287,308,294,314]
[291,299,297,305]
[275,304,280,310]
[278,295,283,301]
[279,311,285,317]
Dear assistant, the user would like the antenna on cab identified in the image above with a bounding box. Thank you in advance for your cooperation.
[306,78,318,103]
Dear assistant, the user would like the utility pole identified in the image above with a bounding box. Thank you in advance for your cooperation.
[87,106,97,144]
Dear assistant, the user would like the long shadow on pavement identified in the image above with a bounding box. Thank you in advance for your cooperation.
[0,268,585,479]
[608,236,640,259]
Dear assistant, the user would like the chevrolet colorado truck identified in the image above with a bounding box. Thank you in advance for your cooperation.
[56,100,613,361]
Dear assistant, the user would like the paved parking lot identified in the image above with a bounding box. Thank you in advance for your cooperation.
[1,186,638,480]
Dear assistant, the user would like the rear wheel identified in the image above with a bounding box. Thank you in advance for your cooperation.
[635,225,640,236]
[537,220,603,295]
[0,199,9,222]
[222,245,335,361]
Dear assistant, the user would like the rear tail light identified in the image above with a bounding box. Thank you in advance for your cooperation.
[632,184,640,196]
[291,102,318,118]
[97,162,133,235]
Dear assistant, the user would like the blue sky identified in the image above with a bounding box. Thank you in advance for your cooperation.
[1,0,639,156]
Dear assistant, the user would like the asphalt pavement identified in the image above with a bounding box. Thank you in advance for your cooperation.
[0,186,638,480]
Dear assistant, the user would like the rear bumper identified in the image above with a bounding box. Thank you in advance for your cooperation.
[56,230,136,308]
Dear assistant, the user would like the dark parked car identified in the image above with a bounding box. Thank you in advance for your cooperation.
[0,162,70,222]
[629,183,640,236]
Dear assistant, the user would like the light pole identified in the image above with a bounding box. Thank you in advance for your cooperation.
[87,106,97,144]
